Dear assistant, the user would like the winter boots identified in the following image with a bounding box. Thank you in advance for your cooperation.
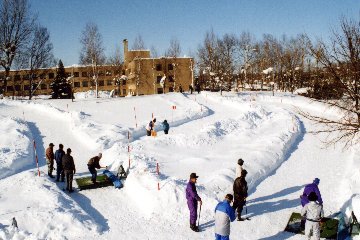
[190,224,200,232]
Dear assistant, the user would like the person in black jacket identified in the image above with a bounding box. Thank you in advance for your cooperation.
[62,148,76,193]
[233,169,248,221]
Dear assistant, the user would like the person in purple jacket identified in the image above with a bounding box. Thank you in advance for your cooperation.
[186,173,202,232]
[301,178,323,207]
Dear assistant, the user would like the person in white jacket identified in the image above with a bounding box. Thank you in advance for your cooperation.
[301,191,324,240]
[235,159,244,178]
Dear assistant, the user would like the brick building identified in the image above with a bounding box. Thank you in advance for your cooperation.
[0,39,194,97]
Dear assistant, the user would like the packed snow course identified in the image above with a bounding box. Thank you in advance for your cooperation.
[0,92,358,240]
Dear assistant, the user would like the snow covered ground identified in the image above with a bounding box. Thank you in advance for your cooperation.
[0,91,358,239]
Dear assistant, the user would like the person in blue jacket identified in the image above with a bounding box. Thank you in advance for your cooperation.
[54,144,65,182]
[215,194,236,240]
[301,178,323,207]
[162,120,170,134]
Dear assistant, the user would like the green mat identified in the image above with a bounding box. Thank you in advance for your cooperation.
[75,174,113,190]
[285,212,339,239]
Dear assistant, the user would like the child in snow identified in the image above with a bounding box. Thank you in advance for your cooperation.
[215,194,236,240]
[301,192,324,240]
[186,173,202,232]
[235,158,244,178]
[146,118,156,136]
[162,120,170,134]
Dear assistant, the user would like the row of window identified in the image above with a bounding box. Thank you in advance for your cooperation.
[0,70,121,81]
[155,64,175,71]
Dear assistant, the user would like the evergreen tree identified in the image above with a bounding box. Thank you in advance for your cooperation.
[50,60,71,99]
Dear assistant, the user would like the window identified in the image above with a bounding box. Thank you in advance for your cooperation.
[48,73,54,79]
[23,74,30,80]
[168,75,174,82]
[6,86,13,91]
[105,71,112,76]
[168,64,173,70]
[74,82,80,88]
[82,81,88,87]
[74,72,79,77]
[82,72,88,77]
[32,74,38,80]
[99,80,104,86]
[122,80,126,86]
[14,75,21,81]
[39,74,46,79]
[107,80,113,86]
[157,88,163,94]
[24,85,30,90]
[91,81,95,86]
[65,72,71,78]
[15,85,21,91]
[40,84,47,90]
[157,76,162,83]
[122,89,126,95]
[98,71,104,76]
[156,64,162,71]
[122,70,125,75]
[169,87,174,92]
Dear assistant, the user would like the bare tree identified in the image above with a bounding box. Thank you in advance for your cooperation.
[17,25,54,99]
[166,37,181,57]
[79,22,106,98]
[107,46,124,96]
[300,16,360,148]
[150,45,159,58]
[0,0,36,95]
[132,34,146,50]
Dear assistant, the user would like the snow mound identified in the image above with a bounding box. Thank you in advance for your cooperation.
[0,116,33,179]
[74,90,111,99]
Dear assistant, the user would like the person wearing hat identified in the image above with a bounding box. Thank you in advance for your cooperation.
[233,169,248,221]
[301,178,323,207]
[146,118,156,136]
[46,143,55,178]
[235,159,244,178]
[62,148,76,193]
[215,194,236,240]
[55,144,65,182]
[87,153,106,184]
[301,192,324,240]
[186,173,202,232]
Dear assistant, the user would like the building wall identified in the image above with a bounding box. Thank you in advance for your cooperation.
[0,40,194,97]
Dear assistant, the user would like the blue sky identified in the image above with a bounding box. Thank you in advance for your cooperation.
[30,0,360,66]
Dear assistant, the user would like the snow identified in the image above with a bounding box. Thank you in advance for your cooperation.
[0,115,33,180]
[0,91,359,239]
[74,90,112,99]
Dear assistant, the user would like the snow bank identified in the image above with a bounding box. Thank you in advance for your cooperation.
[0,116,33,179]
[74,90,111,99]
[0,171,99,239]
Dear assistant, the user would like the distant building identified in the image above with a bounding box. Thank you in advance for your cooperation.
[0,39,194,97]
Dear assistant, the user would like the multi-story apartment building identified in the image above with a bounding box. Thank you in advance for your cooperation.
[0,39,194,97]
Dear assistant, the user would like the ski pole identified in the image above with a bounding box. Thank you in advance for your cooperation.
[197,204,202,227]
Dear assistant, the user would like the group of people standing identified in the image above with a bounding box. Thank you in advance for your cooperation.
[185,158,248,240]
[46,143,76,192]
[185,159,325,240]
[46,143,106,193]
